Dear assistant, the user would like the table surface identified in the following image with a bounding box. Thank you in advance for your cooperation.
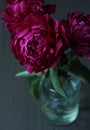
[0,1,90,130]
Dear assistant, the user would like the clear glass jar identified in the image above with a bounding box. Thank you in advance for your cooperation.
[41,75,81,125]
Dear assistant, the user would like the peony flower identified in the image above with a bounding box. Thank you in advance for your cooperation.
[6,0,44,5]
[60,12,90,59]
[11,14,63,73]
[6,0,23,5]
[2,0,29,34]
[2,0,56,35]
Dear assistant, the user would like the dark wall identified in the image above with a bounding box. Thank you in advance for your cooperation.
[0,1,90,130]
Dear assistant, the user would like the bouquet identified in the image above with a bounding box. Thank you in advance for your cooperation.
[2,0,90,99]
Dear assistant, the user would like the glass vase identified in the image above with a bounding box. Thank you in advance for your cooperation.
[41,74,81,125]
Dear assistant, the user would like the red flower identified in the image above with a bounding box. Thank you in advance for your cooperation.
[6,0,44,5]
[2,0,56,35]
[11,14,63,73]
[6,0,23,5]
[60,12,90,59]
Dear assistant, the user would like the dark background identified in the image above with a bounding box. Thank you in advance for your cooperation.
[0,0,90,130]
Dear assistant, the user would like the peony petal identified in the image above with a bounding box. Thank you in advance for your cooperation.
[49,48,54,54]
[18,29,29,38]
[55,40,63,56]
[27,65,33,74]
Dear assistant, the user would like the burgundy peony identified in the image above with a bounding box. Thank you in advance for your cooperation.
[60,12,90,59]
[2,0,29,34]
[2,0,56,34]
[6,0,23,4]
[6,0,44,5]
[11,14,63,73]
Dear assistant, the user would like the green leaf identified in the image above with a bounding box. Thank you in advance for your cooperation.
[16,70,48,99]
[50,67,68,99]
[61,58,90,85]
[28,71,48,99]
[16,71,30,77]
